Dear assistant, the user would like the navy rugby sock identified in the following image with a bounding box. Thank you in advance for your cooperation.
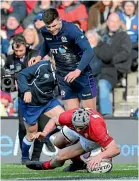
[22,136,33,160]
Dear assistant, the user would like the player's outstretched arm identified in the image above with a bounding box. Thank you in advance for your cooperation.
[87,140,120,170]
[34,116,60,140]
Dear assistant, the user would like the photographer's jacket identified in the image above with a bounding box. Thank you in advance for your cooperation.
[17,61,56,105]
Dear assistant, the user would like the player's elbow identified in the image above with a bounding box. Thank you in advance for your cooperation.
[116,146,120,156]
[112,144,120,157]
[85,47,94,58]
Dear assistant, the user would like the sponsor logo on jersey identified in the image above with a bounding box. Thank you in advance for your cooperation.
[50,49,58,54]
[61,90,65,97]
[58,45,67,53]
[46,37,52,40]
[44,74,50,79]
[61,36,67,42]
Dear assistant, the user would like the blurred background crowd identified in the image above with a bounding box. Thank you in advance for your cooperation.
[0,0,138,117]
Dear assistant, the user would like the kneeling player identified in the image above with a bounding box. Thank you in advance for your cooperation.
[26,108,120,173]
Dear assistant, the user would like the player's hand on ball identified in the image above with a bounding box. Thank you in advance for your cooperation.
[87,156,113,173]
[87,154,102,170]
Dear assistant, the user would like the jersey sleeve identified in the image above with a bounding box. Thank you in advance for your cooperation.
[90,119,113,148]
[39,28,50,57]
[68,24,94,72]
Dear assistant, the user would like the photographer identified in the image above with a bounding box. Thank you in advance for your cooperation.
[4,35,56,162]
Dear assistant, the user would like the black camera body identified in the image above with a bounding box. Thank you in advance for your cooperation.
[1,69,16,92]
[1,63,22,92]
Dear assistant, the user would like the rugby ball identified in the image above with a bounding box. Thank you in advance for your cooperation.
[87,159,112,173]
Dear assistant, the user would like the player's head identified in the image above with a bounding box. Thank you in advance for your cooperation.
[42,8,62,35]
[72,108,90,131]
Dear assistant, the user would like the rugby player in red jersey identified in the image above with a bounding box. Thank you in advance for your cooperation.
[26,108,120,172]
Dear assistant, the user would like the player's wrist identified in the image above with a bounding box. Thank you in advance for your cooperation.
[42,130,48,136]
[75,69,81,73]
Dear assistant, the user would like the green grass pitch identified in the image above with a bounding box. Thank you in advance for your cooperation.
[1,163,138,180]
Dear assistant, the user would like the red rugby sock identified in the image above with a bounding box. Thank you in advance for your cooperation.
[42,160,55,169]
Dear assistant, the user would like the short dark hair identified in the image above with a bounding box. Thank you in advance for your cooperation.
[42,8,59,25]
[12,35,26,49]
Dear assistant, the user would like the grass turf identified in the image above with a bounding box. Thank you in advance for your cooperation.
[1,163,138,180]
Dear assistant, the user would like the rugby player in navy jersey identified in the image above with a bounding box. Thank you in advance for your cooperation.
[29,8,97,111]
[28,8,97,171]
[17,60,65,164]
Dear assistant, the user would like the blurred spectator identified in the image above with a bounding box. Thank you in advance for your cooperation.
[0,90,15,116]
[6,13,24,37]
[1,13,24,55]
[24,0,37,14]
[0,54,7,67]
[1,0,27,29]
[88,0,124,30]
[117,1,138,71]
[94,13,132,116]
[57,0,88,31]
[34,12,45,30]
[23,25,40,50]
[118,1,138,44]
[111,0,124,12]
[0,100,7,116]
[85,29,103,78]
[0,29,10,55]
[34,12,45,48]
[134,0,138,15]
[23,0,55,28]
[88,1,112,30]
[81,1,97,11]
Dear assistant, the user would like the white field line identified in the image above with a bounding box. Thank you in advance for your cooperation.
[2,166,138,173]
[11,177,139,181]
[1,167,138,176]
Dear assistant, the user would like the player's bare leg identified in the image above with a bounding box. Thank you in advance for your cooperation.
[22,122,38,164]
[24,122,38,141]
[44,105,65,118]
[82,97,97,110]
[26,142,85,170]
[64,98,80,110]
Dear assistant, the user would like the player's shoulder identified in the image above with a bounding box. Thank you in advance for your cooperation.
[40,26,49,35]
[63,20,82,35]
[63,20,75,29]
[86,108,103,118]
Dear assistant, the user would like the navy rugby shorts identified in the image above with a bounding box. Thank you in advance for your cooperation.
[56,71,97,100]
[19,98,61,126]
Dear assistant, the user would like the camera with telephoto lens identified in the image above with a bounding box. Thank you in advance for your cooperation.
[1,63,22,92]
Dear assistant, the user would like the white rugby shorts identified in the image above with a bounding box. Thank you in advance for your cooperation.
[61,126,101,152]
